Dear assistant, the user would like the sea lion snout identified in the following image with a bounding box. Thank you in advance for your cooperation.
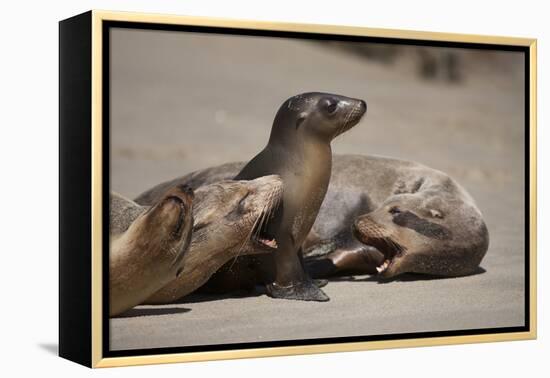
[333,96,367,137]
[350,98,367,119]
[351,212,408,277]
[358,99,367,112]
[353,215,391,243]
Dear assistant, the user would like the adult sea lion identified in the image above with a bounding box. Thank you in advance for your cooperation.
[138,154,489,293]
[234,92,367,301]
[136,175,283,304]
[304,155,489,279]
[110,185,194,317]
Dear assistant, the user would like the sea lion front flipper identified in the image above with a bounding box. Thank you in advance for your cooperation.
[304,258,338,278]
[266,279,329,302]
[305,246,385,278]
[313,279,329,288]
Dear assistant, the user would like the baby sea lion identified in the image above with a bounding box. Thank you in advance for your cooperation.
[234,92,367,302]
[136,176,283,304]
[109,185,194,317]
[138,154,488,292]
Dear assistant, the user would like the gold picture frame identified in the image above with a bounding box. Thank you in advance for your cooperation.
[59,10,537,368]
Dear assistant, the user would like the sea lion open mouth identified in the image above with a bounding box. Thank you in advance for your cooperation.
[352,220,406,275]
[253,224,278,250]
[255,233,277,249]
[362,237,406,274]
[250,195,279,250]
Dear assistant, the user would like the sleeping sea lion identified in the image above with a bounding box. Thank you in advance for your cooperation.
[109,185,194,317]
[137,176,283,304]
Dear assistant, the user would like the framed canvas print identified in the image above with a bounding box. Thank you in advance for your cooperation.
[59,10,537,368]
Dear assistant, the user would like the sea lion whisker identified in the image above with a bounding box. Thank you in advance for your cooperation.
[338,106,352,137]
[168,245,183,266]
[160,240,180,265]
[229,191,275,270]
[386,237,400,255]
[344,102,358,128]
[253,193,271,239]
[266,186,280,223]
[338,101,358,137]
[252,208,267,243]
[256,187,276,238]
[228,206,265,269]
[257,191,277,242]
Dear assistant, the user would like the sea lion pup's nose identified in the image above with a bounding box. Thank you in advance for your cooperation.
[359,99,367,112]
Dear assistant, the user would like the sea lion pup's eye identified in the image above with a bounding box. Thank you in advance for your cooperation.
[389,206,401,215]
[326,101,338,114]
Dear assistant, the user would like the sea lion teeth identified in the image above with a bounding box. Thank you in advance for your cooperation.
[376,260,390,273]
[259,238,277,248]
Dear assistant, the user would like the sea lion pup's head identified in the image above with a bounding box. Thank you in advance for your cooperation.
[269,92,367,144]
[191,175,283,255]
[352,183,489,278]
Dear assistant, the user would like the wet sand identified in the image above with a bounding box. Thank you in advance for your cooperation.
[109,28,526,350]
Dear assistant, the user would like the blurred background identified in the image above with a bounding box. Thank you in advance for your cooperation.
[110,28,525,202]
[109,28,526,348]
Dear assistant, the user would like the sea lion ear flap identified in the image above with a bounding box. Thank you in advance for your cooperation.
[295,112,307,129]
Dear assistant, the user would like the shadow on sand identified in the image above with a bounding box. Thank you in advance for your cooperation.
[116,306,191,318]
[112,267,487,313]
[327,266,487,284]
[177,289,263,304]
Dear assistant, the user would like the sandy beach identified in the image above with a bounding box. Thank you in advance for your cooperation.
[108,28,526,350]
